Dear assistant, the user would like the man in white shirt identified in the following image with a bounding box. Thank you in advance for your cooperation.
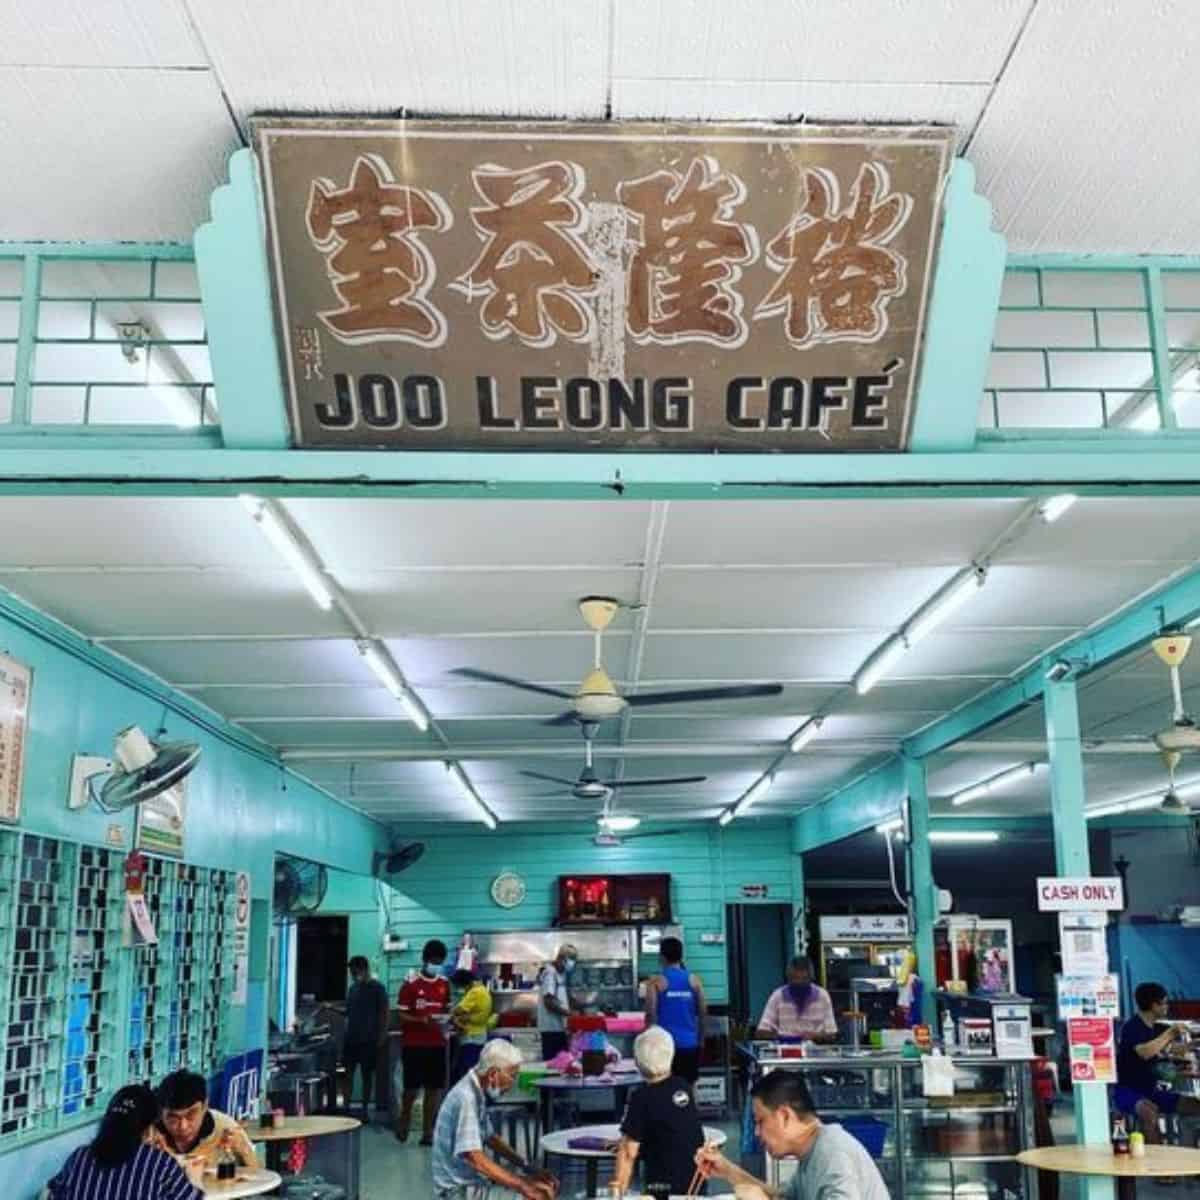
[755,956,839,1043]
[695,1069,889,1200]
[536,943,577,1060]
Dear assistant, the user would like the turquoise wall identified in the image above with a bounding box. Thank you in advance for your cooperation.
[0,591,386,1195]
[317,866,394,979]
[380,821,798,1003]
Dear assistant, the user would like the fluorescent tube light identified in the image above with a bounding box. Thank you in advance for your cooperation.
[357,641,429,732]
[950,762,1043,808]
[928,831,1000,844]
[789,718,823,753]
[717,809,734,827]
[1040,494,1077,523]
[905,567,985,647]
[599,815,640,832]
[1086,779,1200,820]
[734,774,774,819]
[239,494,334,611]
[448,762,498,830]
[855,636,908,696]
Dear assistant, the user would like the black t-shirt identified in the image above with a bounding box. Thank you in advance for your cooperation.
[345,977,388,1046]
[1117,1014,1159,1095]
[620,1075,704,1194]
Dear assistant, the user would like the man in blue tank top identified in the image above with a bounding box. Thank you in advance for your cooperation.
[645,935,708,1083]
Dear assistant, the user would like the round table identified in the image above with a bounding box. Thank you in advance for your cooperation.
[541,1123,726,1199]
[240,1113,361,1171]
[1018,1143,1200,1200]
[535,1072,642,1140]
[199,1168,282,1198]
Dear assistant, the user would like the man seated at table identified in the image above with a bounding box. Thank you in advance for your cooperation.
[1115,980,1200,1141]
[755,956,839,1044]
[695,1069,889,1200]
[151,1069,258,1167]
[611,1026,705,1197]
[432,1039,558,1200]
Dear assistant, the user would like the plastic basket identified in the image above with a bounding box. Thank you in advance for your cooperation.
[831,1115,888,1158]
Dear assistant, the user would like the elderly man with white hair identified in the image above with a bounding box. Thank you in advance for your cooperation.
[611,1026,706,1197]
[432,1039,559,1200]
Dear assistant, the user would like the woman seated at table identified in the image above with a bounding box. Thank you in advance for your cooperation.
[46,1084,200,1199]
[611,1026,705,1197]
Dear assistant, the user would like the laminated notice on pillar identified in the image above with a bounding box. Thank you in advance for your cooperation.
[1057,974,1120,1020]
[124,892,158,946]
[1067,1017,1115,1083]
[1059,911,1109,974]
[1037,876,1123,912]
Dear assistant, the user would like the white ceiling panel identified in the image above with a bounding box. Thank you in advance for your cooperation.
[651,566,962,630]
[194,684,410,721]
[188,0,609,121]
[626,715,805,744]
[1001,499,1200,565]
[639,631,869,682]
[118,637,368,686]
[659,500,1023,566]
[898,628,1062,679]
[969,0,1200,253]
[0,571,343,638]
[289,500,653,569]
[612,0,1030,84]
[0,66,237,241]
[344,570,640,635]
[0,0,205,66]
[0,498,266,567]
[611,78,987,141]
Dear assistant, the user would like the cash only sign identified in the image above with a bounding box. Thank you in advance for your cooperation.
[255,119,953,451]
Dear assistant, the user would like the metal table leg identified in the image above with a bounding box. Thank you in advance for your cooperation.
[585,1158,598,1198]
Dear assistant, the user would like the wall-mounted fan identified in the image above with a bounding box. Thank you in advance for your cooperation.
[273,855,329,916]
[454,595,782,726]
[68,725,200,815]
[374,840,425,877]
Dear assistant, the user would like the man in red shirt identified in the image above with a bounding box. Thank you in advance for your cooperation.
[395,939,450,1145]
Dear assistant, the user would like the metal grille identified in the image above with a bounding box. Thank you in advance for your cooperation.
[982,264,1200,431]
[127,854,172,1084]
[1,834,72,1138]
[0,248,218,432]
[63,845,122,1118]
[201,870,233,1069]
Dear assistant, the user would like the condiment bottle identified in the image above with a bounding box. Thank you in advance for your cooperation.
[1111,1115,1130,1156]
[1130,1131,1146,1158]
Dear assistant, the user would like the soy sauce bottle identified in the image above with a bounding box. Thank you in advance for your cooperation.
[216,1145,238,1180]
[1111,1115,1130,1156]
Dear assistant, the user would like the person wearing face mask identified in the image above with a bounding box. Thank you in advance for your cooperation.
[432,1039,559,1200]
[755,956,839,1044]
[537,944,578,1061]
[396,939,452,1145]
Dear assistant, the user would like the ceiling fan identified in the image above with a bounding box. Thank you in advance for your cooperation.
[454,595,783,725]
[1148,634,1200,753]
[519,734,707,802]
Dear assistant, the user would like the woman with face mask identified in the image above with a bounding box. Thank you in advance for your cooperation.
[432,1040,559,1200]
[754,956,840,1044]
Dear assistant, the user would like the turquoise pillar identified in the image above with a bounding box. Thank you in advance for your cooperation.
[791,851,807,957]
[905,755,937,1023]
[1045,677,1113,1196]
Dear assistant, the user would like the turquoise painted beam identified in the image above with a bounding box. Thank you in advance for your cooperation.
[1044,677,1111,1185]
[5,443,1200,498]
[194,149,291,450]
[792,757,905,853]
[908,161,1005,452]
[904,757,937,1023]
[905,562,1200,760]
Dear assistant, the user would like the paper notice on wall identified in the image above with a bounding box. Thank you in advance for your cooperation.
[125,892,158,946]
[1058,973,1120,1020]
[1059,911,1109,975]
[232,871,251,1006]
[232,954,249,1006]
[1068,1017,1116,1083]
[0,654,31,824]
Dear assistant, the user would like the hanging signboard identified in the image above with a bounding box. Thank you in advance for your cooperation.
[256,119,953,453]
[1067,1017,1116,1083]
[1036,876,1124,912]
[819,914,910,942]
[0,653,31,824]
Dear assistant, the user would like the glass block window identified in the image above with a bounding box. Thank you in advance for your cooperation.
[63,845,122,1118]
[1,833,73,1138]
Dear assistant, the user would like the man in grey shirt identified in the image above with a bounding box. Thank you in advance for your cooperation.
[695,1069,890,1200]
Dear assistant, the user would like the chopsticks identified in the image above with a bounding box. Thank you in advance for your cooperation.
[686,1139,714,1197]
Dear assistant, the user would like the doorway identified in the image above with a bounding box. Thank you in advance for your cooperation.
[296,915,349,1003]
[725,903,792,1027]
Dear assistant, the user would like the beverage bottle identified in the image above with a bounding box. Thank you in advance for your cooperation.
[1112,1115,1130,1155]
[941,1010,956,1051]
[216,1144,238,1180]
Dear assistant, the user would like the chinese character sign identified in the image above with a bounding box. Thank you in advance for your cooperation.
[0,653,30,824]
[257,120,953,451]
